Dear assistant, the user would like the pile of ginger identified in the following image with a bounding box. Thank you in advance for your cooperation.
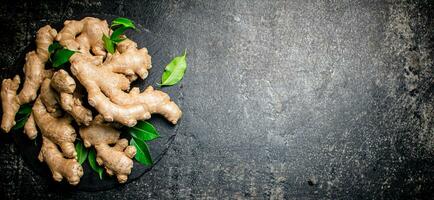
[0,17,182,185]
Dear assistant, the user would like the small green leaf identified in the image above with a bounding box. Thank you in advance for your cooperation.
[104,17,136,53]
[48,42,62,53]
[129,121,160,141]
[130,138,153,166]
[110,26,131,42]
[111,17,136,30]
[17,104,32,115]
[160,50,187,86]
[12,115,29,130]
[88,148,104,179]
[12,104,32,130]
[102,34,115,54]
[51,49,75,68]
[75,141,88,165]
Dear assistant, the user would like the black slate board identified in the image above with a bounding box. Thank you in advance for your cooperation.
[8,14,182,192]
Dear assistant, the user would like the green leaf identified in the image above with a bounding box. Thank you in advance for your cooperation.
[17,104,32,115]
[75,141,88,165]
[110,26,131,42]
[129,121,160,141]
[102,34,115,54]
[130,138,153,166]
[48,42,62,53]
[111,37,126,44]
[12,104,32,130]
[160,50,187,86]
[51,48,75,68]
[104,17,136,53]
[111,17,136,30]
[88,148,104,179]
[12,115,29,130]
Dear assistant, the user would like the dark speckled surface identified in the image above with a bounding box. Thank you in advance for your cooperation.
[1,0,434,199]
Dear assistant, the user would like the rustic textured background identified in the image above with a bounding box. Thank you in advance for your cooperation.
[1,0,434,199]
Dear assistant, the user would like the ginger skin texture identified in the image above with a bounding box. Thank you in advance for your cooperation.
[57,17,109,57]
[39,137,83,185]
[40,78,59,113]
[1,25,56,132]
[1,17,183,185]
[80,115,136,183]
[24,113,37,140]
[32,97,77,159]
[51,70,92,125]
[70,43,181,126]
[1,76,21,132]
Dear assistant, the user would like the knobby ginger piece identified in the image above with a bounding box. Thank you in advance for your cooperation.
[60,92,93,126]
[18,25,56,104]
[56,17,109,56]
[51,69,76,93]
[1,25,56,132]
[24,113,37,140]
[104,39,152,79]
[32,97,77,158]
[70,52,181,127]
[21,26,56,111]
[39,137,83,185]
[40,78,59,113]
[26,79,82,184]
[51,70,92,125]
[17,52,49,104]
[80,115,136,183]
[36,25,58,62]
[1,76,21,132]
[112,86,182,124]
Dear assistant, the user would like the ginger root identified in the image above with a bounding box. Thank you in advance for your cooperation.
[51,70,92,125]
[1,76,21,132]
[39,137,83,185]
[80,115,136,183]
[40,78,59,113]
[24,113,37,140]
[70,42,181,126]
[32,97,77,158]
[1,17,183,185]
[56,17,109,56]
[1,25,56,132]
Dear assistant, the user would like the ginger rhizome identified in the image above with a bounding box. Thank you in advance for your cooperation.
[1,25,56,132]
[70,50,181,126]
[0,17,182,185]
[80,115,136,183]
[39,137,83,185]
[51,69,92,126]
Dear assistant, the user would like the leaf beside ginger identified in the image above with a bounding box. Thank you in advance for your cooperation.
[160,50,187,86]
[111,17,136,29]
[130,138,153,166]
[75,140,89,165]
[12,104,32,130]
[17,104,32,115]
[102,34,115,54]
[129,121,160,142]
[103,17,136,53]
[48,41,76,68]
[88,148,104,179]
[48,42,62,53]
[12,116,29,130]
